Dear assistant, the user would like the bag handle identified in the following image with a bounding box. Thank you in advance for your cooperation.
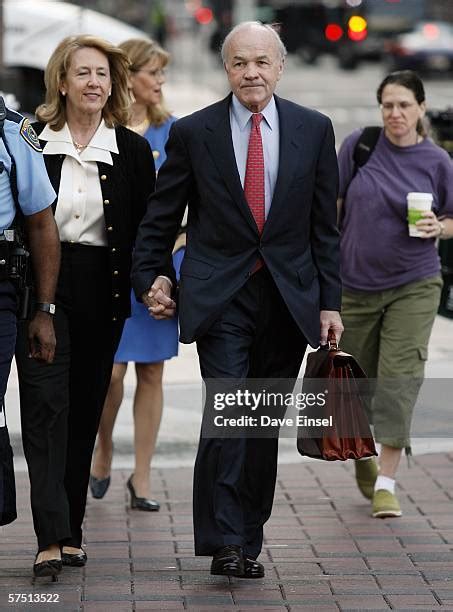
[327,331,338,351]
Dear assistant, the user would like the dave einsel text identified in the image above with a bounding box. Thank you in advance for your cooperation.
[214,415,333,427]
[8,594,60,603]
[213,390,327,411]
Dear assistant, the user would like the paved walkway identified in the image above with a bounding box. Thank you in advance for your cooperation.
[2,316,453,610]
[1,453,453,611]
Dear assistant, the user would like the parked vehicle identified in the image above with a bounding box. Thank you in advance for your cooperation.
[1,0,147,113]
[386,22,453,74]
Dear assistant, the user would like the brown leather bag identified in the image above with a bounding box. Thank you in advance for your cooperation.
[297,337,377,461]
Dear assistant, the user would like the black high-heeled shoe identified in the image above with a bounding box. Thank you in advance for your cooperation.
[89,474,111,499]
[127,475,160,511]
[33,554,62,581]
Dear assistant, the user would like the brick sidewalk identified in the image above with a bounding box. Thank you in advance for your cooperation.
[1,454,453,611]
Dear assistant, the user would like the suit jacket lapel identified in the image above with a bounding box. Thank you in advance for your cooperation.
[204,95,259,233]
[264,97,302,231]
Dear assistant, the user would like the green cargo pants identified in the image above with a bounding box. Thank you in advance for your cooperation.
[340,275,442,450]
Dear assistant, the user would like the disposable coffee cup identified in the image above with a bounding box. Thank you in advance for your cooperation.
[407,192,433,237]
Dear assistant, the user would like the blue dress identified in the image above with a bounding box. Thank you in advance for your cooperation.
[114,117,183,364]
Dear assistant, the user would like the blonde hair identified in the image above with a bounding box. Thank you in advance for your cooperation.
[36,35,131,129]
[120,38,171,127]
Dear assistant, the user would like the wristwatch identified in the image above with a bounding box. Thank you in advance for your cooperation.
[36,302,56,315]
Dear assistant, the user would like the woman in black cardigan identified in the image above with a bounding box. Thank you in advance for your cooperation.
[15,35,165,579]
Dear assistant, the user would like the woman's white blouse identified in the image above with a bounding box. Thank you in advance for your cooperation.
[40,120,118,246]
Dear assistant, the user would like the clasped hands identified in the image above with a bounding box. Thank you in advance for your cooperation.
[142,277,176,320]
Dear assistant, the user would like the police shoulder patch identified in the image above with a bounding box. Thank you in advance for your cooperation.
[20,118,42,152]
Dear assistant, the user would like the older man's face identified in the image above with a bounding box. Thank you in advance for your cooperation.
[224,27,284,113]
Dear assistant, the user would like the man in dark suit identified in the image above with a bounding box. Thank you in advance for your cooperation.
[132,21,343,578]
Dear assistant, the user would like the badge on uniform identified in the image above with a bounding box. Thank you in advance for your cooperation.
[20,118,42,152]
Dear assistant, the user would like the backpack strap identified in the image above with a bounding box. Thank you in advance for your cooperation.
[352,126,381,169]
[338,126,381,229]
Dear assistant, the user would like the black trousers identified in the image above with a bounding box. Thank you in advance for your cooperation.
[194,267,307,559]
[16,244,124,550]
[0,281,17,405]
[0,281,18,526]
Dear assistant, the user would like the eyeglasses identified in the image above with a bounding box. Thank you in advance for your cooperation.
[131,68,166,78]
[380,102,416,113]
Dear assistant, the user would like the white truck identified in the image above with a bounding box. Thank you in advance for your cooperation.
[1,0,147,112]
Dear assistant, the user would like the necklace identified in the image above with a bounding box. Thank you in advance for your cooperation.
[127,116,150,135]
[72,140,88,153]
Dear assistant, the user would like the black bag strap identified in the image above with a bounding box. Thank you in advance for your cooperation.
[339,126,381,229]
[352,126,381,170]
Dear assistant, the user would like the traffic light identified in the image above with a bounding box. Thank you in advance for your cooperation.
[347,15,367,41]
[325,24,343,42]
[194,6,213,25]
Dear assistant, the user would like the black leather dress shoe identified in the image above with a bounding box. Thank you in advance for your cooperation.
[89,474,111,499]
[243,557,265,578]
[127,475,160,511]
[210,545,245,577]
[61,549,87,567]
[33,556,62,581]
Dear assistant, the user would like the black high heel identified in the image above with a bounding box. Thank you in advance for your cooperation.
[33,554,62,581]
[89,474,111,499]
[127,475,160,511]
[90,445,113,499]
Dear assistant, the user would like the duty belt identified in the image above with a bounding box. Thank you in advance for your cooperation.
[0,233,11,280]
[0,230,28,284]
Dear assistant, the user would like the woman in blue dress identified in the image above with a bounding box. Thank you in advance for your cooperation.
[90,38,184,510]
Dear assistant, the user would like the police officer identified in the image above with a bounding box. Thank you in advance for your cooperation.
[0,99,60,533]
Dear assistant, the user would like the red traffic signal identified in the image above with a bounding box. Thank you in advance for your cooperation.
[194,6,213,25]
[325,24,343,42]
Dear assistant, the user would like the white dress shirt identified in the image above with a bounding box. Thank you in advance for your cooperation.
[40,120,119,246]
[230,94,280,219]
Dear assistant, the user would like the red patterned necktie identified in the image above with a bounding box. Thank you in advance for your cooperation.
[244,113,265,234]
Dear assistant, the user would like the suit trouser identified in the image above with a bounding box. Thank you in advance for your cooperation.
[194,267,307,559]
[16,244,124,550]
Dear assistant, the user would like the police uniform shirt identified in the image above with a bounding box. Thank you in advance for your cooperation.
[0,109,56,232]
[40,120,118,246]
